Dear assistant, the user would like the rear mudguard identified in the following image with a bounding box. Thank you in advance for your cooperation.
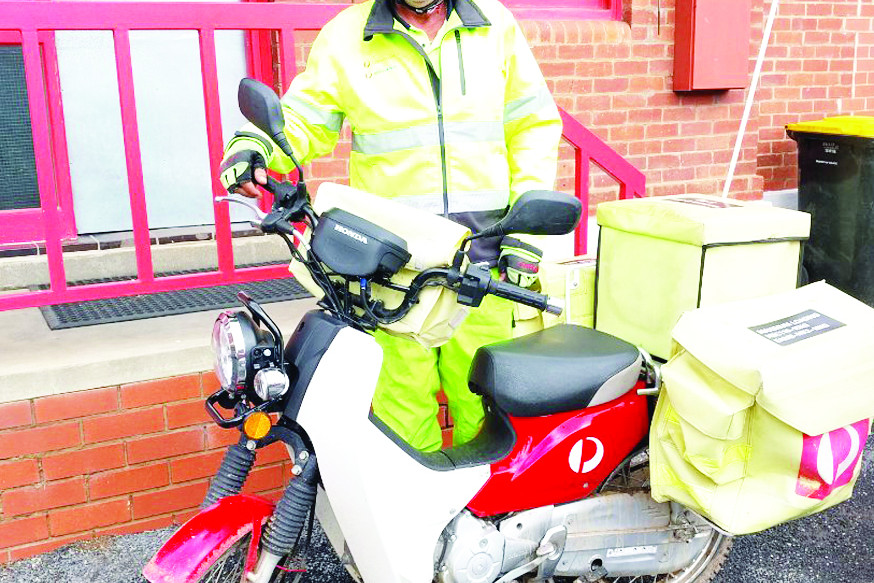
[142,494,275,583]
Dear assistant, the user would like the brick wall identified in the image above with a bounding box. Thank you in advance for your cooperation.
[0,373,455,563]
[0,374,290,562]
[757,0,874,191]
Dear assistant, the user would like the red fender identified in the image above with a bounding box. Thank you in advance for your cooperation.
[142,494,275,583]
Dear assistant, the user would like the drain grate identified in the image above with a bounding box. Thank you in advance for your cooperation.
[39,278,313,330]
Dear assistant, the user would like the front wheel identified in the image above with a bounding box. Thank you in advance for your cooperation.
[193,535,300,583]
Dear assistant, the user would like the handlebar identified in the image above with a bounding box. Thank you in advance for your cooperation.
[487,277,564,315]
[216,177,564,328]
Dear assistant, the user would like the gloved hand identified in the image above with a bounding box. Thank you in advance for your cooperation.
[218,138,270,198]
[498,236,543,288]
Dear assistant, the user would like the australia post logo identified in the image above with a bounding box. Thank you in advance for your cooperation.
[796,420,869,500]
[568,437,604,474]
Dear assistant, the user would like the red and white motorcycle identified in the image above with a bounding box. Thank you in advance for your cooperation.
[142,80,730,583]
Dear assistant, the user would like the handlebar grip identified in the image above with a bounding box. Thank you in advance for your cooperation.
[487,279,563,316]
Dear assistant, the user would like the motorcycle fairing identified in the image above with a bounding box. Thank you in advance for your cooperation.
[297,326,492,583]
[142,494,274,583]
[467,388,649,517]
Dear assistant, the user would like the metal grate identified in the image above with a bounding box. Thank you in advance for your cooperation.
[0,45,40,211]
[39,278,313,330]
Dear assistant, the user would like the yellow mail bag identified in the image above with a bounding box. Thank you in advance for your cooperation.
[290,183,471,348]
[650,282,874,534]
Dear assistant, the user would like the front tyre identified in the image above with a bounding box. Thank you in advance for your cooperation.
[194,535,302,583]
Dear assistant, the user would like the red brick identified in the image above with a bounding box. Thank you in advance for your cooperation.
[201,372,222,396]
[2,478,87,517]
[83,408,164,443]
[241,465,284,495]
[48,499,131,536]
[0,422,80,459]
[0,400,32,430]
[42,443,126,480]
[127,429,204,464]
[0,515,49,548]
[166,400,211,429]
[7,533,91,562]
[170,450,225,483]
[0,458,40,489]
[254,441,292,466]
[131,481,209,520]
[205,424,240,449]
[121,375,200,409]
[34,387,118,424]
[89,464,170,500]
[174,509,200,525]
[96,515,175,537]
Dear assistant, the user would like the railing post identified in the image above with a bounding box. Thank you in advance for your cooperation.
[21,28,67,293]
[574,148,590,256]
[200,26,236,274]
[113,26,155,283]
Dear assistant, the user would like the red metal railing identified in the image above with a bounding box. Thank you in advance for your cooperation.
[0,1,643,312]
[0,1,343,311]
[560,109,645,255]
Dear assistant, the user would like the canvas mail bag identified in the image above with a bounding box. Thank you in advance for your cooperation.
[595,195,810,359]
[289,183,471,348]
[650,282,874,534]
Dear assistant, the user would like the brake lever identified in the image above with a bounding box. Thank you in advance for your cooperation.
[214,193,268,224]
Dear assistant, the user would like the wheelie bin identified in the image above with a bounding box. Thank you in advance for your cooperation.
[787,116,874,306]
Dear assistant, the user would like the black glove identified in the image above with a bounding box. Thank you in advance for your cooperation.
[498,236,543,288]
[218,142,267,193]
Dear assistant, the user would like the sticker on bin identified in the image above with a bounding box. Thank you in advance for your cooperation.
[796,420,869,500]
[749,309,845,346]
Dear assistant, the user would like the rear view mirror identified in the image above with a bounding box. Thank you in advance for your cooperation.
[238,78,285,140]
[500,190,582,236]
[237,78,303,179]
[473,191,582,241]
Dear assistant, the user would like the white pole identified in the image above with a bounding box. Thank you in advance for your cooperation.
[723,0,781,198]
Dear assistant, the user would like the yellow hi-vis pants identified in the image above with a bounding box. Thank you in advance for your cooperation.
[371,292,514,452]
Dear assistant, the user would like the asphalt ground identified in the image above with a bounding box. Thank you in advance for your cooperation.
[1,435,871,583]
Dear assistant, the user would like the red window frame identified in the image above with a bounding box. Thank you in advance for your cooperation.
[504,0,622,21]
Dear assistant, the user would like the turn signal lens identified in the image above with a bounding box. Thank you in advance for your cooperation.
[243,412,272,440]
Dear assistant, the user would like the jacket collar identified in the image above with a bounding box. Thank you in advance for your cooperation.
[363,0,490,40]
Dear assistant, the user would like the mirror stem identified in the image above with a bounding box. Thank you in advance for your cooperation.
[272,132,306,186]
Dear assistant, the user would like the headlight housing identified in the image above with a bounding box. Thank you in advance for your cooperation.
[212,311,255,390]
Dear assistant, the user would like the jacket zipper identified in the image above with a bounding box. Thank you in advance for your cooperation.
[455,30,466,96]
[385,29,454,218]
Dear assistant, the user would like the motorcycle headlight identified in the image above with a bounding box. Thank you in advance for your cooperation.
[211,311,251,390]
[253,368,290,401]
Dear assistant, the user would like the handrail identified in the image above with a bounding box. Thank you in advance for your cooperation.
[559,108,646,254]
[0,2,343,311]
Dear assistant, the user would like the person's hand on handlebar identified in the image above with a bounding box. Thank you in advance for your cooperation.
[218,138,271,199]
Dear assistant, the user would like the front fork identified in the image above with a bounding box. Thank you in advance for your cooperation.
[205,423,319,583]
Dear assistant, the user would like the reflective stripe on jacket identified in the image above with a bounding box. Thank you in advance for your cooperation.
[233,0,561,262]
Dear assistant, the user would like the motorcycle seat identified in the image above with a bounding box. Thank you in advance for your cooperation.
[468,324,642,417]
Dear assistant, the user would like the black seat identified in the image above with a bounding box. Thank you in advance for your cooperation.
[468,324,642,417]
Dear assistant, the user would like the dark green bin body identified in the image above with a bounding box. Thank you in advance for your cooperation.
[788,129,874,306]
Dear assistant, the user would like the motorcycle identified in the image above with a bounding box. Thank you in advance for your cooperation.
[142,79,731,583]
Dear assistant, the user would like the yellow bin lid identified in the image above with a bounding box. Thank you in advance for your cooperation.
[786,116,874,138]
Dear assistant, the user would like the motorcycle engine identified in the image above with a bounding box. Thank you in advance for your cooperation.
[436,493,719,583]
[435,511,507,583]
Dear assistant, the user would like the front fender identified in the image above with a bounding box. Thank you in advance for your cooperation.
[142,494,275,583]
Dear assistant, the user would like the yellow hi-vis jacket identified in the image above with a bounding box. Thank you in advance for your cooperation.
[231,0,561,263]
